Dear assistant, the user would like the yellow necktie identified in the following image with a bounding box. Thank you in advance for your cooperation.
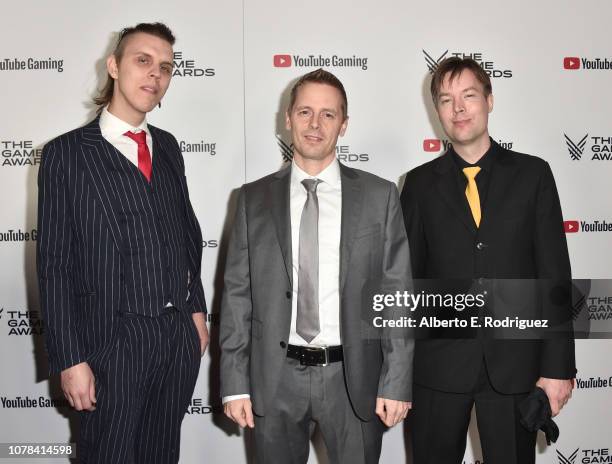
[463,166,481,227]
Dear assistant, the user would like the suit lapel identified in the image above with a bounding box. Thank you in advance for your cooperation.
[149,125,184,181]
[479,147,517,231]
[79,117,127,257]
[267,166,293,286]
[339,163,363,291]
[434,153,477,234]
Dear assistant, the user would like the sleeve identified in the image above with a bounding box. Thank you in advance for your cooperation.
[183,179,207,314]
[377,182,415,401]
[534,161,576,379]
[399,170,427,279]
[171,132,206,314]
[37,139,87,374]
[219,187,252,397]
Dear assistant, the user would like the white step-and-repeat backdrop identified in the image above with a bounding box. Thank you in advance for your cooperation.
[1,1,610,462]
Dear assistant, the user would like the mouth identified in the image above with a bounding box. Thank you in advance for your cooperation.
[140,85,159,95]
[452,119,471,127]
[304,134,323,143]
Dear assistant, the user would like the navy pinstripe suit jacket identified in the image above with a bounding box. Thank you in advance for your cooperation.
[37,117,206,375]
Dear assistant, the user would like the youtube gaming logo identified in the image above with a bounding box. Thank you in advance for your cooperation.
[423,139,441,152]
[273,54,292,68]
[564,220,579,233]
[564,57,580,70]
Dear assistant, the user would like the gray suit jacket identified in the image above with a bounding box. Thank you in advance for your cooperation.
[220,162,413,421]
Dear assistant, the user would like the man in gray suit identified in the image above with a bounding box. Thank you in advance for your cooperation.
[220,68,413,463]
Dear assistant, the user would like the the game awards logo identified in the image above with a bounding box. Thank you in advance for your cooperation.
[422,50,449,73]
[276,135,294,163]
[564,134,588,160]
[172,51,215,78]
[422,50,512,78]
[557,448,578,464]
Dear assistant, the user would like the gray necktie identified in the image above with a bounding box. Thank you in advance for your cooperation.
[297,178,322,343]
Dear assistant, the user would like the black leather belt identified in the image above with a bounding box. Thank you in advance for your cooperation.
[286,344,343,366]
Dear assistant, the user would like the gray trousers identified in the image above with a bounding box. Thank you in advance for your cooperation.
[254,357,385,464]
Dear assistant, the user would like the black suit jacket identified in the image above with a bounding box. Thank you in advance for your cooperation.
[400,141,576,394]
[37,118,206,375]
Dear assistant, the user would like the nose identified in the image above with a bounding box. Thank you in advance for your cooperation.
[309,114,319,129]
[149,65,161,79]
[453,98,464,114]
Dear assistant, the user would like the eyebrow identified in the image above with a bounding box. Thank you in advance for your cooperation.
[133,51,174,68]
[295,105,338,114]
[438,87,481,98]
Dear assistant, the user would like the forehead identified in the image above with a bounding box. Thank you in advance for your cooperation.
[121,32,173,59]
[440,69,484,92]
[293,82,344,109]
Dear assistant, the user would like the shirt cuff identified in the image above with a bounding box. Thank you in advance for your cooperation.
[222,394,250,404]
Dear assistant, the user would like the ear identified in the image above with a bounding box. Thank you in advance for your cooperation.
[487,93,494,113]
[285,111,291,131]
[339,115,349,137]
[107,55,119,79]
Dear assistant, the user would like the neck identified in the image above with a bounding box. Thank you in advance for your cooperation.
[107,101,145,128]
[293,153,335,176]
[453,134,491,164]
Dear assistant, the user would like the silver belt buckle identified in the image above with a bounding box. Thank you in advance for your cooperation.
[302,346,329,366]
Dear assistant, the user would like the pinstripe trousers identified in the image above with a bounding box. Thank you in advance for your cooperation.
[77,308,201,463]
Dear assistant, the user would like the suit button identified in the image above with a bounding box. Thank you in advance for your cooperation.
[476,242,486,251]
[280,341,287,348]
[286,291,291,299]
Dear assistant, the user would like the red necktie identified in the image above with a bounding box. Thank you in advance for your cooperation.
[124,130,152,182]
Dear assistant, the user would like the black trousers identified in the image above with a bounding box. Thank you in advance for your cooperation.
[77,309,201,463]
[411,361,536,464]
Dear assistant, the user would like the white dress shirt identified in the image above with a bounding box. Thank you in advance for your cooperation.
[289,159,342,346]
[99,106,153,165]
[223,159,343,404]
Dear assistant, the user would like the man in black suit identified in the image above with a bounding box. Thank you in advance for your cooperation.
[400,57,576,463]
[37,23,208,463]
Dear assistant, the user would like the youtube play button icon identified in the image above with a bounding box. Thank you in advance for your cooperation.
[564,57,580,70]
[423,139,441,152]
[273,54,292,68]
[564,220,579,233]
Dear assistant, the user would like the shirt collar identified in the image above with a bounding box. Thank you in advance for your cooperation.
[99,105,150,139]
[450,136,497,172]
[291,158,341,188]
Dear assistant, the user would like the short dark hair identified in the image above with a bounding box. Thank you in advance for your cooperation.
[94,22,175,110]
[430,57,492,104]
[288,68,348,119]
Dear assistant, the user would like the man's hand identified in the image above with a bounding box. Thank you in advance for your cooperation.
[224,398,255,428]
[536,377,574,416]
[192,312,209,356]
[60,362,96,411]
[375,397,412,427]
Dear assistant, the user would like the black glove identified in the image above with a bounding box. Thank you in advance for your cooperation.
[518,387,559,445]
